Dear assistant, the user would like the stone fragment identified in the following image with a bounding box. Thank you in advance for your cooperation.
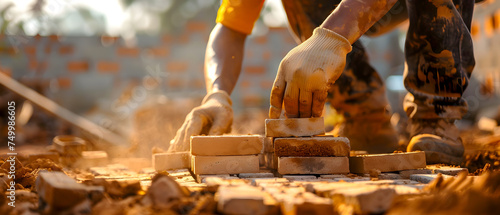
[281,192,333,215]
[53,135,86,156]
[142,174,190,208]
[349,152,426,174]
[274,136,350,157]
[28,152,59,163]
[191,135,263,156]
[36,171,103,209]
[216,185,278,215]
[377,173,402,180]
[153,152,190,171]
[398,169,432,179]
[265,117,325,137]
[331,186,396,214]
[278,157,349,175]
[191,155,259,175]
[83,178,141,198]
[239,173,275,178]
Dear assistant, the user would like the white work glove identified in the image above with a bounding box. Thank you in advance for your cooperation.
[269,27,352,118]
[168,91,233,152]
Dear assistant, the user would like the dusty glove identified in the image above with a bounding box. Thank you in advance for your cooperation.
[269,27,352,118]
[168,91,233,152]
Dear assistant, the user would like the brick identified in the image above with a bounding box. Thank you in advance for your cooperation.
[191,135,263,156]
[245,66,266,74]
[263,137,274,153]
[101,36,118,45]
[398,169,432,179]
[76,151,108,168]
[265,117,325,137]
[409,174,452,184]
[281,192,333,215]
[96,61,120,73]
[264,153,278,170]
[216,185,278,215]
[153,152,190,171]
[117,47,139,57]
[205,177,249,192]
[53,135,86,156]
[274,136,350,157]
[239,173,275,178]
[349,152,426,174]
[333,177,371,182]
[195,174,231,183]
[186,21,207,32]
[67,61,89,72]
[318,174,347,180]
[251,178,289,186]
[191,155,259,175]
[331,186,396,214]
[427,165,469,176]
[147,47,169,57]
[57,77,72,89]
[278,157,349,175]
[28,152,59,163]
[59,45,74,55]
[282,175,317,181]
[36,171,103,208]
[166,61,189,72]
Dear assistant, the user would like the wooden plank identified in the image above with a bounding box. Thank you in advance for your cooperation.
[0,72,128,147]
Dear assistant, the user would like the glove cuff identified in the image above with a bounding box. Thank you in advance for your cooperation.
[202,90,232,106]
[312,27,352,54]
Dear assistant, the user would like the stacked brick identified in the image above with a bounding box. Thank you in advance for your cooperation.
[41,135,109,168]
[265,117,351,175]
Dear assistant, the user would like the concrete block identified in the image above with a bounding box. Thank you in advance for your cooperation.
[278,157,349,175]
[265,117,325,137]
[28,152,60,163]
[192,155,259,175]
[318,174,347,180]
[36,171,103,209]
[331,186,396,214]
[153,152,190,171]
[398,169,432,179]
[76,151,109,168]
[349,152,426,174]
[53,135,86,156]
[216,185,278,215]
[281,192,333,215]
[409,174,452,184]
[274,136,350,157]
[239,173,275,178]
[191,135,263,156]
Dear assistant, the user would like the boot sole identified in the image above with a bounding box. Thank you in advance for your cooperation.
[423,150,464,165]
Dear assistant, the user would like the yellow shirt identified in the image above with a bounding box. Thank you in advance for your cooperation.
[216,0,265,34]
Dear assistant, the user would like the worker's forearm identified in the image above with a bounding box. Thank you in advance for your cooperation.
[321,0,399,43]
[204,24,247,94]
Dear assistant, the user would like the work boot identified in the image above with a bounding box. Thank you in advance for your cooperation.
[407,118,464,165]
[332,110,399,154]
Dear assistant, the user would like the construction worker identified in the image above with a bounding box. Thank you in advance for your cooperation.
[168,0,475,165]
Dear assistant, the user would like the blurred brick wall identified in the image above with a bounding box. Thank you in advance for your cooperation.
[0,22,297,113]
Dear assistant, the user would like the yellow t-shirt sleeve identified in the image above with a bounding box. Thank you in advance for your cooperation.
[216,0,265,34]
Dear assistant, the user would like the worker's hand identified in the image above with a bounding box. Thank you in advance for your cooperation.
[269,27,352,118]
[168,91,233,152]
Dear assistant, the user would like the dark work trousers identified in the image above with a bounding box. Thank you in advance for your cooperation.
[281,0,475,121]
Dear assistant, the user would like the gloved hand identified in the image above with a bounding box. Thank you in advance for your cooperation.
[168,91,233,152]
[269,27,352,118]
